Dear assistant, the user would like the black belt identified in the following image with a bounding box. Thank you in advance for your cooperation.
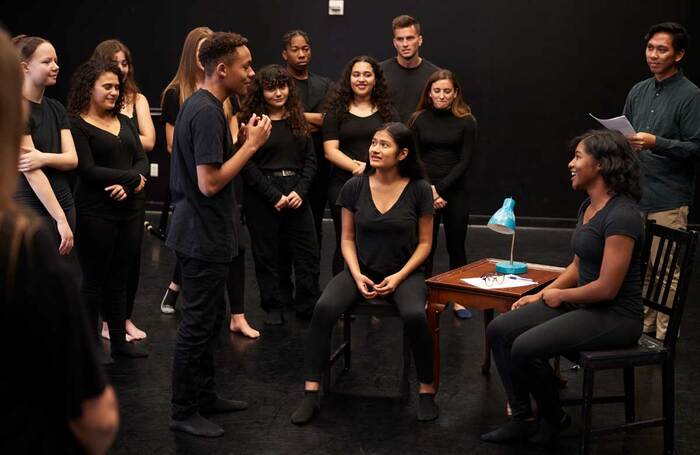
[266,169,297,177]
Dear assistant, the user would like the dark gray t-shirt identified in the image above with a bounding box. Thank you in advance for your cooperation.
[166,89,237,263]
[337,175,434,277]
[572,195,644,320]
[380,57,440,123]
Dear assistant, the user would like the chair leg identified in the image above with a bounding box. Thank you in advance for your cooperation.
[623,367,636,423]
[662,360,675,455]
[343,312,351,371]
[580,368,595,455]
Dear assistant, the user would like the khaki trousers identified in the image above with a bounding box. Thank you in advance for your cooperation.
[642,206,689,340]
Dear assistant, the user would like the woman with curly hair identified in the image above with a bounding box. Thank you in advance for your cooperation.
[481,130,644,445]
[409,69,477,319]
[67,59,149,362]
[92,38,155,342]
[322,55,399,275]
[13,35,78,257]
[238,64,319,325]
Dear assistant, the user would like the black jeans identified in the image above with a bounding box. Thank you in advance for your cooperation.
[171,254,229,420]
[425,187,469,276]
[244,176,320,313]
[304,269,434,384]
[172,248,246,315]
[126,197,146,319]
[76,213,140,348]
[327,177,347,276]
[486,300,642,422]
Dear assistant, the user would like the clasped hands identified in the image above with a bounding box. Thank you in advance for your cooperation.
[105,174,147,202]
[511,288,564,310]
[274,191,303,211]
[354,273,404,299]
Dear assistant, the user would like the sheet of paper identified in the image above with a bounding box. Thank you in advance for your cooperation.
[460,276,539,290]
[589,113,636,137]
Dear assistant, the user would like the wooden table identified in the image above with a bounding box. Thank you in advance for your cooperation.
[426,258,563,390]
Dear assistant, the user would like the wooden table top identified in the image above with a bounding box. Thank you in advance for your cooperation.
[425,258,564,300]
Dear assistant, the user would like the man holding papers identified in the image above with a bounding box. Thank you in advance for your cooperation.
[623,22,700,340]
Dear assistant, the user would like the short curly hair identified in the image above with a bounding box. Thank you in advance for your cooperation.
[199,32,248,76]
[569,130,642,201]
[322,55,395,123]
[66,59,125,116]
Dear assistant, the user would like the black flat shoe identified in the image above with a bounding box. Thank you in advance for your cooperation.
[290,391,320,425]
[169,412,224,438]
[528,412,571,445]
[480,419,537,443]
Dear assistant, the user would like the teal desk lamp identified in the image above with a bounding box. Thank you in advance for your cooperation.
[487,197,528,274]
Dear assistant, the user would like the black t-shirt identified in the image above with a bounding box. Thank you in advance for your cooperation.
[337,175,434,277]
[241,119,316,204]
[14,97,74,214]
[0,215,106,454]
[411,107,477,195]
[322,109,399,182]
[166,89,238,263]
[161,86,181,126]
[380,57,440,123]
[70,114,148,220]
[572,195,644,320]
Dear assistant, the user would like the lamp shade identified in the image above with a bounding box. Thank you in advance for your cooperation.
[487,197,517,234]
[487,197,528,274]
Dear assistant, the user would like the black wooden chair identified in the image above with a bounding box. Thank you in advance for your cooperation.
[324,298,412,400]
[562,220,698,455]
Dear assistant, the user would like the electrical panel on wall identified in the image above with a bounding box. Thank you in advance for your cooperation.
[329,0,344,15]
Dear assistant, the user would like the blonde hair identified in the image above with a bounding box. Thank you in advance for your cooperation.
[161,26,234,119]
[1,30,40,290]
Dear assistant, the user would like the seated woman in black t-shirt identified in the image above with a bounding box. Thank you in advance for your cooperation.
[481,130,644,445]
[0,31,118,455]
[291,122,438,425]
[321,55,399,276]
[12,35,78,256]
[67,59,149,362]
[239,65,320,325]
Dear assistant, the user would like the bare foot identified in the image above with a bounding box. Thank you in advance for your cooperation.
[125,319,147,340]
[230,314,260,339]
[102,322,134,342]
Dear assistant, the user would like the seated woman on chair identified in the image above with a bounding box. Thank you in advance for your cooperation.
[291,122,438,424]
[481,129,644,445]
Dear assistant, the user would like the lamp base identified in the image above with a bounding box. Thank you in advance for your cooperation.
[495,261,528,275]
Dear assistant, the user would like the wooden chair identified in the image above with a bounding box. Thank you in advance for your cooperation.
[324,298,412,400]
[562,220,698,455]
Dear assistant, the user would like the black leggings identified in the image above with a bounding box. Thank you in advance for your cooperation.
[77,214,140,347]
[126,198,146,319]
[327,177,347,276]
[172,248,245,315]
[425,187,469,275]
[486,300,642,422]
[304,269,434,384]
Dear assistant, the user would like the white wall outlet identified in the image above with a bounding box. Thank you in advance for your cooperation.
[150,163,159,177]
[329,0,344,15]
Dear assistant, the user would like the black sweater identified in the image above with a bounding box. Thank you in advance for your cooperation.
[410,107,477,195]
[70,114,148,220]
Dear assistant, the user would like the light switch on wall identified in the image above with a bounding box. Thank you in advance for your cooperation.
[150,163,159,177]
[329,0,344,15]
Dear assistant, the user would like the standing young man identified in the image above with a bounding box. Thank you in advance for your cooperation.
[623,22,700,340]
[380,15,440,123]
[166,32,271,437]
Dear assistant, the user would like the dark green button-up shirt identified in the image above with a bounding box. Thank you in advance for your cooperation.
[623,70,700,212]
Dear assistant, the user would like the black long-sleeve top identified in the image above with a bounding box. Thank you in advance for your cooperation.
[410,107,477,195]
[242,119,316,205]
[70,114,149,220]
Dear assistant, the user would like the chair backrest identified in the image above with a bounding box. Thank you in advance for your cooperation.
[639,219,699,354]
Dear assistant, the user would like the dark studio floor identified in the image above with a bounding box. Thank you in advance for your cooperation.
[108,215,700,455]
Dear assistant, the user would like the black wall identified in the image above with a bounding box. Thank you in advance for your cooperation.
[3,0,699,222]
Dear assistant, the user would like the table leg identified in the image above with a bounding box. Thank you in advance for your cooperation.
[426,302,444,392]
[482,309,494,375]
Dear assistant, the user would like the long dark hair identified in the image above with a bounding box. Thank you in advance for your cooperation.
[569,129,642,201]
[409,69,473,126]
[91,39,140,101]
[322,55,394,121]
[238,64,308,137]
[367,122,426,180]
[66,59,125,116]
